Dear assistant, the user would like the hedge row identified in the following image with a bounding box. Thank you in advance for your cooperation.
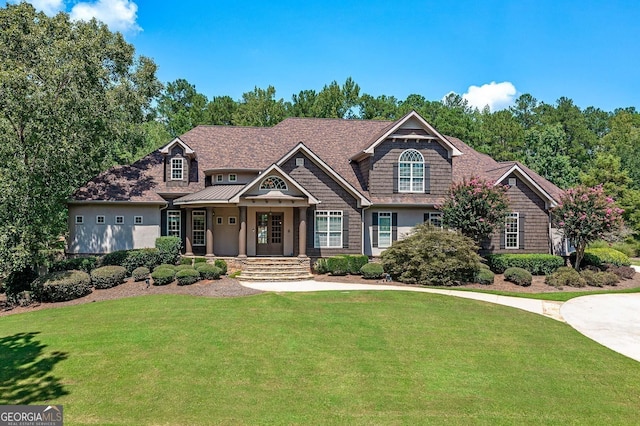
[314,255,370,276]
[574,248,631,268]
[90,266,127,289]
[486,254,564,275]
[31,270,92,302]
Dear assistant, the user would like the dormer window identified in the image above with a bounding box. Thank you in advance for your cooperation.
[259,176,288,190]
[171,158,184,180]
[398,149,424,192]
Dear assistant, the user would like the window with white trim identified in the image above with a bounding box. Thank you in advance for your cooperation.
[216,216,223,225]
[115,216,124,225]
[398,149,424,192]
[259,176,288,190]
[505,212,519,249]
[228,216,237,225]
[315,211,342,248]
[96,215,105,224]
[192,211,205,246]
[216,174,223,183]
[429,212,443,228]
[378,212,392,248]
[75,215,84,224]
[167,211,181,238]
[228,174,237,182]
[134,216,143,225]
[171,157,184,180]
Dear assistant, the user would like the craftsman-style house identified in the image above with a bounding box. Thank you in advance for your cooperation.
[68,111,564,259]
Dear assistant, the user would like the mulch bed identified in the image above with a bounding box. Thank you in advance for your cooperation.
[2,272,640,318]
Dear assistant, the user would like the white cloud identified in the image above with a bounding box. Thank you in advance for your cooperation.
[461,81,517,112]
[70,0,141,33]
[8,0,64,15]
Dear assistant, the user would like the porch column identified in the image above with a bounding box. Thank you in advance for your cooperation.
[205,207,214,258]
[184,208,193,256]
[238,206,247,258]
[298,206,308,258]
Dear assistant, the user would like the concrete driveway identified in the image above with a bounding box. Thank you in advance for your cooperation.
[561,293,640,362]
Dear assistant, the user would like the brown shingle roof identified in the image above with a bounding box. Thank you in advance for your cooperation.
[72,115,562,205]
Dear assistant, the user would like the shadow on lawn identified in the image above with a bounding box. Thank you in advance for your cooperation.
[0,332,69,404]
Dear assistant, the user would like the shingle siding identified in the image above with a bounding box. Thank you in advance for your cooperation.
[368,139,452,197]
[281,153,362,257]
[484,174,550,254]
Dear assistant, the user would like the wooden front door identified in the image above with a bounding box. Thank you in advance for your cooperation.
[256,212,284,256]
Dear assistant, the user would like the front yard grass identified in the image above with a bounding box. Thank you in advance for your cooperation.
[1,292,639,424]
[442,285,640,302]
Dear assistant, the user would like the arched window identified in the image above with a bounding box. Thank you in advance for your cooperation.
[398,149,424,192]
[259,175,288,190]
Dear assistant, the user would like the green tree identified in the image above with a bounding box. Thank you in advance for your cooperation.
[510,93,540,130]
[313,77,361,119]
[358,94,399,120]
[554,186,624,270]
[523,124,579,188]
[601,110,640,188]
[440,177,510,246]
[0,3,160,275]
[232,85,286,127]
[157,79,210,137]
[288,89,318,117]
[477,109,524,161]
[207,95,237,125]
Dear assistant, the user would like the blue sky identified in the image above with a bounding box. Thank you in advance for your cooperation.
[15,0,640,111]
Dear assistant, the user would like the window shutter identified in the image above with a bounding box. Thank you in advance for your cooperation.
[393,163,398,193]
[183,158,188,182]
[424,164,431,194]
[519,213,526,250]
[372,212,379,248]
[500,225,506,250]
[392,213,398,242]
[342,211,350,249]
[307,208,314,249]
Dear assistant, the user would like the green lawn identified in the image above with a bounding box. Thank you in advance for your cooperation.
[442,285,640,302]
[1,292,639,425]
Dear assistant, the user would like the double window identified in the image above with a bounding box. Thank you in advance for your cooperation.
[171,158,184,180]
[315,211,342,248]
[505,212,519,249]
[167,211,181,238]
[398,149,424,193]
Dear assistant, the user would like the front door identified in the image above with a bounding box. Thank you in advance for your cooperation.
[256,212,284,256]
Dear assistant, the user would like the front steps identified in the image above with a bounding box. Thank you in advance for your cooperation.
[237,257,313,281]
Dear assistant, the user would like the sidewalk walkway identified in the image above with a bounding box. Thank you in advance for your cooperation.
[240,280,640,362]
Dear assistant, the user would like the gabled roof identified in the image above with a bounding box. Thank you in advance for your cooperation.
[159,137,196,157]
[487,162,562,207]
[229,163,320,204]
[352,110,463,160]
[276,142,371,207]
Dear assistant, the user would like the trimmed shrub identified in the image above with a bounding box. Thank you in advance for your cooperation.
[91,265,127,289]
[132,267,150,282]
[326,256,349,276]
[120,248,160,273]
[31,270,92,302]
[612,242,636,258]
[580,270,619,287]
[340,254,369,275]
[573,248,631,268]
[545,267,587,288]
[155,236,182,265]
[313,258,329,274]
[50,256,98,273]
[214,259,228,275]
[479,262,490,270]
[360,263,384,279]
[194,257,207,264]
[486,254,564,275]
[151,268,175,286]
[154,264,177,273]
[605,264,636,280]
[381,224,481,286]
[197,264,222,280]
[176,268,200,286]
[176,264,196,271]
[100,250,129,267]
[504,267,532,287]
[475,269,495,285]
[180,257,193,265]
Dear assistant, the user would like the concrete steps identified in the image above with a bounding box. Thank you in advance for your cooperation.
[238,257,313,281]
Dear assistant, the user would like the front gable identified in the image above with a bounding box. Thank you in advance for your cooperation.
[229,164,319,205]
